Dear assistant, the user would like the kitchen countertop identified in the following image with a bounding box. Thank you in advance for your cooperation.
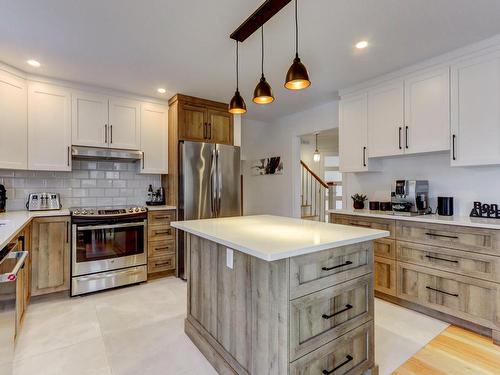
[171,214,389,261]
[146,205,176,211]
[0,210,70,251]
[328,209,500,230]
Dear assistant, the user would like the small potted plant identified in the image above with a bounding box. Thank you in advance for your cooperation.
[351,193,367,210]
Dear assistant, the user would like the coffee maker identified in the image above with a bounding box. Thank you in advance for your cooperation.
[0,184,6,213]
[391,180,429,215]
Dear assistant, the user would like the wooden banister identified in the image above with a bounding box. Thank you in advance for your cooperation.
[300,160,328,188]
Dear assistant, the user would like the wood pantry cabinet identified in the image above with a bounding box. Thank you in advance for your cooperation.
[147,209,176,277]
[166,94,234,205]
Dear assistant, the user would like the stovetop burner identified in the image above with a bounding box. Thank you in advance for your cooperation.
[70,206,147,217]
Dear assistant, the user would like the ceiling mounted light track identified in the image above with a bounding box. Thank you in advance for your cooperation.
[229,41,247,114]
[284,0,310,90]
[253,26,274,105]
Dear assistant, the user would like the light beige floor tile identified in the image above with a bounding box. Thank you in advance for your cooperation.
[13,337,111,375]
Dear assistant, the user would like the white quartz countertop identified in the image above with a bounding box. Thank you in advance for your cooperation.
[147,205,176,211]
[328,209,500,230]
[171,215,389,261]
[0,210,70,250]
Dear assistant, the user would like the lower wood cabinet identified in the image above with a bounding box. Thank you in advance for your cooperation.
[374,256,396,296]
[147,209,176,277]
[30,216,70,296]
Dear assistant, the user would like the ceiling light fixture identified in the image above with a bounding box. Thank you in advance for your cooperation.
[253,26,274,105]
[157,88,166,94]
[26,59,41,67]
[355,40,369,49]
[229,41,247,114]
[284,0,310,90]
[313,133,321,162]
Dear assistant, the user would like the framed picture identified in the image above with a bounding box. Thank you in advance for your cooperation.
[251,156,283,175]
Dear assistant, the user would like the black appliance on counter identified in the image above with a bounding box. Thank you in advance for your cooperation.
[437,197,454,216]
[0,184,7,212]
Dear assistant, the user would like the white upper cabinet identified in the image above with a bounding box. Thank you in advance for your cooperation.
[451,50,500,166]
[108,98,140,150]
[28,82,72,171]
[367,80,405,157]
[0,69,27,170]
[140,103,168,174]
[72,90,108,148]
[404,67,450,154]
[339,93,370,172]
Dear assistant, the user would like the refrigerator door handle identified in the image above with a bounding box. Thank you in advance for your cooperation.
[216,148,222,216]
[210,148,217,217]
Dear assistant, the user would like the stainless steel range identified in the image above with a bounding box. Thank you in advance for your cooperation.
[70,206,148,296]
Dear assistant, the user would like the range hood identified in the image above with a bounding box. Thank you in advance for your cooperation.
[71,146,143,161]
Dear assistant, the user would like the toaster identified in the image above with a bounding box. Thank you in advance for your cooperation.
[26,193,62,211]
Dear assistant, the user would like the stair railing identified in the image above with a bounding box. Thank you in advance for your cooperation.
[300,160,328,222]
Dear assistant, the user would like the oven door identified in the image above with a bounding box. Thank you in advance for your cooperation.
[72,220,147,276]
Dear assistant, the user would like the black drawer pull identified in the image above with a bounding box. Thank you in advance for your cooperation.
[425,255,458,263]
[154,229,172,235]
[322,261,353,272]
[425,232,459,239]
[322,355,353,375]
[426,286,459,297]
[155,261,171,266]
[322,304,353,319]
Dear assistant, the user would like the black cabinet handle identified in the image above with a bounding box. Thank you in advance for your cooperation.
[452,134,456,161]
[322,304,353,319]
[405,126,409,149]
[110,125,113,144]
[322,355,353,375]
[398,127,402,149]
[425,255,458,263]
[67,146,70,166]
[362,147,367,167]
[66,222,69,243]
[426,286,459,297]
[425,232,458,239]
[203,122,207,139]
[322,261,353,271]
[105,124,108,143]
[142,153,145,169]
[208,122,212,139]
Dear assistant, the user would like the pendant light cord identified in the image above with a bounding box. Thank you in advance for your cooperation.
[295,0,299,58]
[236,41,239,90]
[261,26,265,78]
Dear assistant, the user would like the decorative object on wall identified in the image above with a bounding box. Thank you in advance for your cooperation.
[470,201,500,219]
[351,193,367,210]
[284,0,311,90]
[251,156,283,175]
[229,41,247,114]
[313,133,321,162]
[253,26,274,104]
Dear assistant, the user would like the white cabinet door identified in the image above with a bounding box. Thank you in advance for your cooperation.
[368,80,404,157]
[405,67,450,154]
[0,69,27,169]
[108,97,140,150]
[339,93,369,172]
[72,90,108,147]
[451,51,500,166]
[28,83,71,171]
[140,103,168,174]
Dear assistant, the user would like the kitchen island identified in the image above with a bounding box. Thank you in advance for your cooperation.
[171,215,389,375]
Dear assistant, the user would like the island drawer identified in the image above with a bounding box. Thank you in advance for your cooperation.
[290,242,373,299]
[148,254,175,274]
[396,221,500,256]
[397,262,500,329]
[148,239,175,258]
[148,210,175,227]
[374,238,396,259]
[290,274,373,361]
[331,214,395,239]
[397,241,500,283]
[289,321,374,375]
[148,226,174,242]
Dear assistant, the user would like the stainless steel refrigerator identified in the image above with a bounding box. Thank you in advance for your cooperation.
[177,141,241,279]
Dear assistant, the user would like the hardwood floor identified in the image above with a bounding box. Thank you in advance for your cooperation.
[394,326,500,375]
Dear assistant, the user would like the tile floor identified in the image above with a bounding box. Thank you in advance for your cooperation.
[7,277,449,375]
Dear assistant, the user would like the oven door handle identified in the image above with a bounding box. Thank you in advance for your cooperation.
[76,222,146,231]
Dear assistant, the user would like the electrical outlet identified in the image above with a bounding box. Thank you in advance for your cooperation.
[226,248,233,269]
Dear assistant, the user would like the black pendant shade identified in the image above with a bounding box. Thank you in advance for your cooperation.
[253,76,274,104]
[228,41,247,114]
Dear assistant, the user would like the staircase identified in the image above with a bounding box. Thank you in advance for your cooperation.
[300,160,328,222]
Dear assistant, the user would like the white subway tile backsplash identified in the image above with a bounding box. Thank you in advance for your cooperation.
[89,171,105,179]
[81,179,97,188]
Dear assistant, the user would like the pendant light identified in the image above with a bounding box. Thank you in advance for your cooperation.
[253,26,274,104]
[313,133,320,162]
[229,41,247,114]
[285,0,311,90]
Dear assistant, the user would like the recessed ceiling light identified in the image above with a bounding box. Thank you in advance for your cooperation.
[27,59,41,67]
[157,88,166,94]
[355,41,369,49]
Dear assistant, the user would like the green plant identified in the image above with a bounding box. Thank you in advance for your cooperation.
[351,194,367,203]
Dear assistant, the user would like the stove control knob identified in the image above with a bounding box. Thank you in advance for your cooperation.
[74,209,80,215]
[140,207,146,212]
[128,208,134,213]
[134,207,140,212]
[82,209,88,215]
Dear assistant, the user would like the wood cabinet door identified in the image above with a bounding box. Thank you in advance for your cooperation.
[72,90,109,147]
[0,69,27,170]
[207,108,233,145]
[451,50,500,166]
[28,82,72,171]
[367,80,404,157]
[140,102,168,174]
[404,67,450,154]
[31,217,70,296]
[108,97,141,150]
[374,256,396,296]
[339,93,369,172]
[179,104,207,142]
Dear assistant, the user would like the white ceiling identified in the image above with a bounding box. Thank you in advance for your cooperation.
[2,0,500,121]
